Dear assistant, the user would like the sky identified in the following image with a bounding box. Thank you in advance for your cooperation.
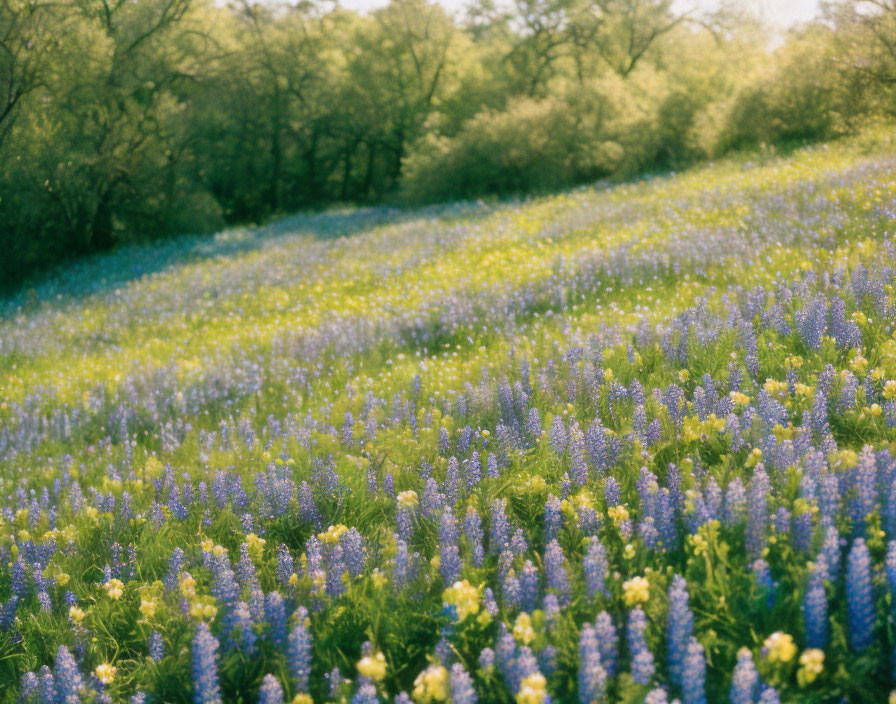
[338,0,823,29]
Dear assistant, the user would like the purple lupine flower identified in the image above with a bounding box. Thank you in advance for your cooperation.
[526,408,542,443]
[850,446,878,536]
[569,422,588,485]
[192,623,222,704]
[39,666,56,704]
[730,649,759,704]
[257,675,284,704]
[487,453,500,479]
[839,372,859,412]
[604,477,621,507]
[397,505,414,544]
[520,560,539,612]
[444,457,461,507]
[544,540,571,606]
[288,607,312,692]
[639,516,659,550]
[819,474,841,530]
[464,506,484,566]
[228,601,256,653]
[542,593,561,622]
[495,626,517,683]
[724,478,747,526]
[149,631,165,662]
[628,607,654,685]
[341,412,353,447]
[422,478,443,519]
[450,663,477,704]
[539,644,558,677]
[393,537,416,591]
[792,510,813,554]
[846,538,875,652]
[266,592,287,647]
[327,667,345,700]
[594,611,618,676]
[645,688,672,704]
[544,494,563,543]
[54,645,85,704]
[578,623,607,703]
[490,499,511,554]
[681,637,706,704]
[352,681,379,704]
[796,295,826,350]
[773,506,791,537]
[20,671,39,702]
[578,506,600,536]
[752,559,775,607]
[342,528,366,578]
[886,540,896,602]
[585,419,607,474]
[206,553,239,610]
[276,545,294,587]
[439,512,462,584]
[803,567,828,650]
[483,587,499,619]
[511,528,528,556]
[464,453,481,489]
[548,416,568,455]
[746,466,770,559]
[667,574,693,690]
[501,572,521,610]
[238,544,261,593]
[758,686,781,704]
[478,647,495,672]
[584,537,608,599]
[299,481,322,527]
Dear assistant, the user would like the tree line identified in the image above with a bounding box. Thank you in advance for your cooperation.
[1,0,894,288]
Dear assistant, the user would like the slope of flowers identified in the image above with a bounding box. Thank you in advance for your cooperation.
[1,130,896,704]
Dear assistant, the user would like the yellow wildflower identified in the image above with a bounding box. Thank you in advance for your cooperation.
[797,648,824,686]
[763,632,797,664]
[884,380,896,400]
[850,354,869,375]
[357,651,387,681]
[623,576,650,606]
[318,524,348,544]
[371,568,387,588]
[443,579,480,621]
[397,490,419,508]
[94,663,117,685]
[608,504,629,526]
[413,664,449,702]
[513,612,535,645]
[179,573,197,599]
[516,673,548,704]
[729,391,750,407]
[139,598,157,620]
[103,578,124,600]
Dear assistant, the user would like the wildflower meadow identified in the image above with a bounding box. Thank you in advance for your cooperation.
[2,129,896,703]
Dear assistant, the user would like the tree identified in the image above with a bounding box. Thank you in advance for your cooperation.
[0,0,59,154]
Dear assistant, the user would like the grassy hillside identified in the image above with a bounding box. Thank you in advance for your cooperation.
[1,129,896,703]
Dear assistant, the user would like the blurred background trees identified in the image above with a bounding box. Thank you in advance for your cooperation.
[1,0,893,288]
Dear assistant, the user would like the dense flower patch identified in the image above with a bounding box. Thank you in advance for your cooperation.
[1,132,896,703]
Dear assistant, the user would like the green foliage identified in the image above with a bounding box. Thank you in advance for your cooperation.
[1,0,895,290]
